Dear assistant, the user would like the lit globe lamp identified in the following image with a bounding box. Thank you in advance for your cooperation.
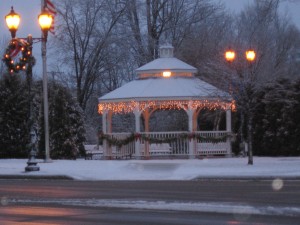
[38,10,53,41]
[246,50,256,62]
[5,6,20,38]
[225,50,236,63]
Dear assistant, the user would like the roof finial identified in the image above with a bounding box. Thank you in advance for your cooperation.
[159,43,174,58]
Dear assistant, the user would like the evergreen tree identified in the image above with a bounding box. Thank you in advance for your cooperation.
[0,74,29,158]
[38,81,85,159]
[253,78,300,156]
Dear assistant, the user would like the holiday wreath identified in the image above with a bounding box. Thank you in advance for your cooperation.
[2,38,35,74]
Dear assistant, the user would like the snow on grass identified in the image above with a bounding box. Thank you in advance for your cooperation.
[0,157,299,180]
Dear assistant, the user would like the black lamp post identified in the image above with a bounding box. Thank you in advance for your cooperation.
[224,48,256,165]
[5,6,53,171]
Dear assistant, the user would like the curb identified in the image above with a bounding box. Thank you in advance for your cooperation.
[193,176,300,181]
[0,175,74,180]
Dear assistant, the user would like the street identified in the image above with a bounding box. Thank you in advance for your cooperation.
[0,179,300,224]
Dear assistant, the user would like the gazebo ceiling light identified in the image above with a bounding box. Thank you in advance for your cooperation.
[162,71,171,77]
[98,100,235,114]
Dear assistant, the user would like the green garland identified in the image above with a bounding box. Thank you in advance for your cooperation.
[2,38,35,74]
[99,132,233,147]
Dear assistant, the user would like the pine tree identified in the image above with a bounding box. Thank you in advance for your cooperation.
[253,78,300,156]
[0,74,30,158]
[38,81,85,159]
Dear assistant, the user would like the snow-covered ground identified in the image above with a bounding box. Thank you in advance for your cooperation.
[0,157,299,180]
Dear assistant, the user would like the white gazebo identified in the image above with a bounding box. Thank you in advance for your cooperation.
[98,44,234,159]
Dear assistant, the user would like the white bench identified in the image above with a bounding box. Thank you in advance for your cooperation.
[84,145,103,160]
[196,142,228,156]
[140,143,172,156]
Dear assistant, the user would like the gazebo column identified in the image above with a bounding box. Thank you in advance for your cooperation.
[142,109,151,158]
[102,111,108,158]
[193,109,201,131]
[226,108,232,132]
[102,110,113,159]
[134,106,142,159]
[186,102,196,159]
[107,111,113,133]
[226,107,232,156]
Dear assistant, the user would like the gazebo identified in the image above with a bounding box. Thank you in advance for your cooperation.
[98,45,234,159]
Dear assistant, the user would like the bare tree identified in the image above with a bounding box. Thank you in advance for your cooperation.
[54,0,126,111]
[219,0,300,164]
[123,0,224,66]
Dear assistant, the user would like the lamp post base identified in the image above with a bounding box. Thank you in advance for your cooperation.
[25,161,40,172]
[44,159,52,163]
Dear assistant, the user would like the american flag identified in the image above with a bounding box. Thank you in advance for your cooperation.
[44,0,57,35]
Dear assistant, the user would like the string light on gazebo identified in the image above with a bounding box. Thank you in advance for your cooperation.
[98,100,235,114]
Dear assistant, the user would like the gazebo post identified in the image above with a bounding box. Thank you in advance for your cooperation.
[226,108,232,132]
[134,106,141,159]
[102,111,108,159]
[143,109,150,158]
[107,111,113,133]
[187,102,196,159]
[226,107,232,156]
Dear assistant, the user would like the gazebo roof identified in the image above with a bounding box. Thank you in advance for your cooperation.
[136,57,197,74]
[98,44,233,114]
[99,77,228,102]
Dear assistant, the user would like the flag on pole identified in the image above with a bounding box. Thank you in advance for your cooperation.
[44,0,57,35]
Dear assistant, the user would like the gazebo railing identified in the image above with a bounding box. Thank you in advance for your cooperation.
[102,131,231,159]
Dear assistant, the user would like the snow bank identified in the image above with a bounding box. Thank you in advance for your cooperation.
[0,157,299,180]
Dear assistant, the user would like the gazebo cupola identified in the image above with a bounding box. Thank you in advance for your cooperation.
[136,44,197,79]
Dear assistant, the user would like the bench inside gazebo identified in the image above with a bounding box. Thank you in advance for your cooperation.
[98,44,234,159]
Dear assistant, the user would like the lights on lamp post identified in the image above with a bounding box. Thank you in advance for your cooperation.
[245,50,256,62]
[225,49,256,63]
[224,50,236,63]
[4,6,53,170]
[38,10,53,41]
[5,7,20,39]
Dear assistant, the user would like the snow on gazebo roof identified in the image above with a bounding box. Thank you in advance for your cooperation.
[99,77,228,102]
[136,44,197,74]
[98,45,233,114]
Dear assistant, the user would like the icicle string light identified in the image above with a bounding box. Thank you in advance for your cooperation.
[98,100,235,114]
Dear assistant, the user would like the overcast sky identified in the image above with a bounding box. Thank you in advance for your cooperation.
[1,0,300,75]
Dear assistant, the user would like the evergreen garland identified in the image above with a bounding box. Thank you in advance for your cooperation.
[2,38,35,74]
[99,132,232,147]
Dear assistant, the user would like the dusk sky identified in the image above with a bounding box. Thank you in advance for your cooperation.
[1,0,300,75]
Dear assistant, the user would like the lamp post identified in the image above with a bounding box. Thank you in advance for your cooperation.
[39,9,52,162]
[224,48,256,165]
[5,6,53,170]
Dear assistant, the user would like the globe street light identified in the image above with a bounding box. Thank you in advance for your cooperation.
[246,50,256,62]
[39,8,52,163]
[225,49,236,63]
[224,48,257,165]
[5,7,20,39]
[4,6,53,170]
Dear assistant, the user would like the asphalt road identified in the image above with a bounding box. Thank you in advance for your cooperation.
[0,179,299,224]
